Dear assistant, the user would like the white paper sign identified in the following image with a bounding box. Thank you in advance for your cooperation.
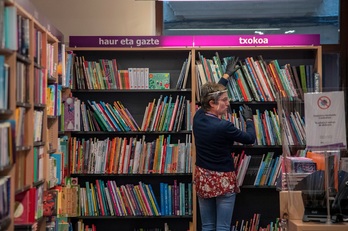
[304,91,346,150]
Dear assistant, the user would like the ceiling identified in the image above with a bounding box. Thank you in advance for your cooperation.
[163,0,339,33]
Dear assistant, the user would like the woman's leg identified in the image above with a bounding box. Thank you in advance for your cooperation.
[216,192,236,231]
[198,196,217,231]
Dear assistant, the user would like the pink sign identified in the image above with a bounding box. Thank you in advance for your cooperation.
[69,34,320,48]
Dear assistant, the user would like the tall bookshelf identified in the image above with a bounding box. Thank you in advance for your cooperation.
[63,44,321,230]
[0,0,62,230]
[193,46,322,230]
[62,47,194,231]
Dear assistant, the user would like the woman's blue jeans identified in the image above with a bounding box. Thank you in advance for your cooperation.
[198,192,236,231]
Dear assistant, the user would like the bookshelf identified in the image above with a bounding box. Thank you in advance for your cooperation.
[62,47,194,231]
[0,0,62,230]
[193,46,322,230]
[62,45,321,230]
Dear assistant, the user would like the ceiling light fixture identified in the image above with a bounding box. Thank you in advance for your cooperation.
[167,28,281,31]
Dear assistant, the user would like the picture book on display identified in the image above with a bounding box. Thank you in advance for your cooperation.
[149,73,170,90]
[43,189,59,217]
[14,188,36,224]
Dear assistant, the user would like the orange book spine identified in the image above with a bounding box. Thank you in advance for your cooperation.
[108,138,117,173]
[117,138,127,174]
[268,62,287,98]
[113,137,122,173]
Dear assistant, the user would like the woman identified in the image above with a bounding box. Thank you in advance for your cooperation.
[193,60,256,231]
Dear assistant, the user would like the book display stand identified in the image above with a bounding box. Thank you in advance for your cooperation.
[278,91,348,230]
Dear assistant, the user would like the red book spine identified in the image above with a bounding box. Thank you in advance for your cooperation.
[95,180,105,216]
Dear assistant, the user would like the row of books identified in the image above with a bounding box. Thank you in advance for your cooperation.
[175,51,192,90]
[231,213,261,231]
[75,220,174,231]
[75,220,96,231]
[43,186,79,217]
[66,54,174,90]
[232,215,284,231]
[230,107,305,147]
[230,108,282,146]
[0,120,15,169]
[195,52,318,102]
[46,217,71,231]
[65,51,192,90]
[253,109,282,146]
[79,180,161,217]
[0,176,10,221]
[69,135,192,174]
[17,13,30,57]
[236,153,282,187]
[281,151,340,191]
[281,109,306,146]
[254,152,282,186]
[141,95,191,132]
[159,181,192,216]
[62,97,140,132]
[238,108,305,147]
[61,95,191,132]
[0,55,9,110]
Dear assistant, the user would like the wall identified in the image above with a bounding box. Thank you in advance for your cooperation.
[30,0,156,44]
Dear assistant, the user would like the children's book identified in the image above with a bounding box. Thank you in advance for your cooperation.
[149,73,170,89]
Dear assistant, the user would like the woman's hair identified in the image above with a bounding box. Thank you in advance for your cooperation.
[200,82,227,111]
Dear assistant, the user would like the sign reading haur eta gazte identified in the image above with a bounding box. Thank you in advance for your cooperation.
[69,34,320,47]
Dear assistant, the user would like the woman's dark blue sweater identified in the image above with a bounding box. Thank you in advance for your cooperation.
[193,78,256,172]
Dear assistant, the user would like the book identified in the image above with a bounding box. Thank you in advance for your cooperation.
[43,189,59,217]
[14,188,36,224]
[63,96,77,131]
[50,152,63,185]
[0,0,4,49]
[4,5,17,50]
[149,73,170,89]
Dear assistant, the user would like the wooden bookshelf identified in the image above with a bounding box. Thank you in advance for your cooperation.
[62,47,193,231]
[193,46,322,230]
[0,0,62,230]
[62,45,322,230]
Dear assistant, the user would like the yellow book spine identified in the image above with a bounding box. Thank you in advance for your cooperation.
[90,183,98,216]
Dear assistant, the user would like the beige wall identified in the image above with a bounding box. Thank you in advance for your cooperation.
[30,0,156,44]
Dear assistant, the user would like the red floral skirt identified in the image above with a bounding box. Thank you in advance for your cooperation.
[194,166,240,198]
